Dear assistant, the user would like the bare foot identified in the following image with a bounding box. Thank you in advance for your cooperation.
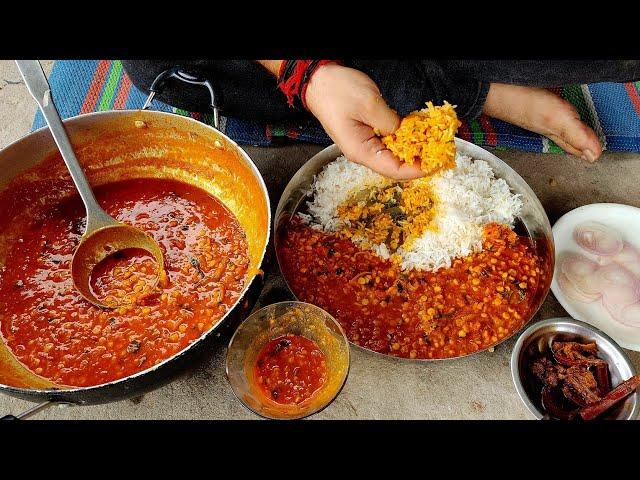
[483,83,603,162]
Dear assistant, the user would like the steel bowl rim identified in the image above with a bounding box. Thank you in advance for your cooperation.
[510,316,639,420]
[0,109,272,399]
[225,300,351,420]
[274,140,554,363]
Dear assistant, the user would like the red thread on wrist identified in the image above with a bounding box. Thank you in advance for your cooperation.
[300,60,340,109]
[278,60,342,110]
[277,60,289,83]
[279,60,312,108]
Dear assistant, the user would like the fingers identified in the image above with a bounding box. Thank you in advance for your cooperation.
[345,95,423,180]
[544,112,602,162]
[546,134,584,158]
[367,148,425,180]
[558,114,602,162]
[340,123,424,180]
[361,94,401,136]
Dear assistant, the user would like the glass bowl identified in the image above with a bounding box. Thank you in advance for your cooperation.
[226,301,350,419]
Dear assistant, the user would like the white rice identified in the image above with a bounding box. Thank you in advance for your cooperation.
[301,154,523,272]
[304,157,392,232]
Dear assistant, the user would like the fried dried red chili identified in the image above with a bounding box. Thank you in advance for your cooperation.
[530,340,640,420]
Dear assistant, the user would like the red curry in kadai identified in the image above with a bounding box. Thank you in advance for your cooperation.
[0,178,249,387]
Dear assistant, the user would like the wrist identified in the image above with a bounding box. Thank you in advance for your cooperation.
[304,62,342,114]
[276,60,342,110]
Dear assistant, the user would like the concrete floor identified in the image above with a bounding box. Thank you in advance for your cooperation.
[0,59,638,420]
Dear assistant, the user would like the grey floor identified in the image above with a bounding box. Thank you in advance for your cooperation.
[0,60,638,419]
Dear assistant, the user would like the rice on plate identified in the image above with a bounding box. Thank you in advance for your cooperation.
[300,153,523,272]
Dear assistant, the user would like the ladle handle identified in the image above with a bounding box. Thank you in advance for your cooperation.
[15,60,113,232]
[1,400,71,420]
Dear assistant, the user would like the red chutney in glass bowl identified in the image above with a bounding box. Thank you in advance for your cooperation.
[254,334,328,405]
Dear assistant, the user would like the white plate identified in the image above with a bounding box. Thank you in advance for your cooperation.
[551,203,640,351]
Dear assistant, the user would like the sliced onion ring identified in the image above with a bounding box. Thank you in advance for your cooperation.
[603,294,628,322]
[611,242,640,277]
[557,272,600,303]
[574,221,623,257]
[560,253,601,295]
[597,263,640,326]
[596,263,640,305]
[619,303,640,328]
[596,254,613,266]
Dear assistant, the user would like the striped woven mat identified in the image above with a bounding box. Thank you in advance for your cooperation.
[33,60,640,153]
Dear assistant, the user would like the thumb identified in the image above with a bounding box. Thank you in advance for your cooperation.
[345,122,423,181]
[362,94,401,136]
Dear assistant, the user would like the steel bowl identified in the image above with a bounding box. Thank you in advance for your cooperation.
[274,139,554,361]
[511,317,639,420]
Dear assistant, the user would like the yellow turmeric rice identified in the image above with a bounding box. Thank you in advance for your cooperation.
[337,178,438,254]
[382,101,461,176]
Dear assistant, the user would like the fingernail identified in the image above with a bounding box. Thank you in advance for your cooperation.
[582,149,597,163]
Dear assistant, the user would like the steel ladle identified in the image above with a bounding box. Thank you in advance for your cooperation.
[16,60,165,309]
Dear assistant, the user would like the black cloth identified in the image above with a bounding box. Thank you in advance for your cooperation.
[122,60,305,122]
[439,60,640,86]
[121,60,640,124]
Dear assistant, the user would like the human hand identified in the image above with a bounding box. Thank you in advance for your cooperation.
[483,83,602,162]
[304,63,424,180]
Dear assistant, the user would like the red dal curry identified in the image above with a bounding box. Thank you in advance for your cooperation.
[0,178,249,387]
